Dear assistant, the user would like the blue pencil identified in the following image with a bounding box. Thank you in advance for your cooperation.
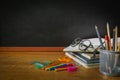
[95,25,104,49]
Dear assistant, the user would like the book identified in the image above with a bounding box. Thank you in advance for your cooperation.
[71,52,99,64]
[63,38,105,52]
[65,52,99,69]
[78,52,99,59]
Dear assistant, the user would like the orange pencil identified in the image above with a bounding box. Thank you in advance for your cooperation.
[55,67,67,72]
[43,60,62,70]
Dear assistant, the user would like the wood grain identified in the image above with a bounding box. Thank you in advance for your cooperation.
[0,52,120,80]
[0,47,64,52]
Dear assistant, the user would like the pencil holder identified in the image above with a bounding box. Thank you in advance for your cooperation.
[99,50,120,76]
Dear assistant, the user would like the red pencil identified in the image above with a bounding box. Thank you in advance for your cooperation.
[104,35,110,50]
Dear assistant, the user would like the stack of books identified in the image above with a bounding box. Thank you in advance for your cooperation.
[65,51,99,68]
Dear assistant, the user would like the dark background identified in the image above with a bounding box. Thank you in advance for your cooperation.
[0,0,120,47]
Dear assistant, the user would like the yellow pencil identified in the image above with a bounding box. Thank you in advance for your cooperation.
[118,42,120,51]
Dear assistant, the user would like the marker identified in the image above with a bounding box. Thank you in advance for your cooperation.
[55,66,77,72]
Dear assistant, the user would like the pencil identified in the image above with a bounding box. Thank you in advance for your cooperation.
[104,35,109,50]
[106,22,111,50]
[118,42,120,51]
[112,28,115,51]
[95,25,104,49]
[55,67,67,72]
[43,60,62,70]
[115,26,118,52]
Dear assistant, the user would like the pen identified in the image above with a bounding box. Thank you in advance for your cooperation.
[95,25,104,49]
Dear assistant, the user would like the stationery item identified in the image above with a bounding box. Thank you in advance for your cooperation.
[106,22,112,50]
[115,26,118,51]
[92,42,105,58]
[34,63,44,69]
[99,50,120,76]
[43,57,72,70]
[112,26,118,51]
[45,63,73,71]
[45,63,68,71]
[55,67,68,72]
[43,60,63,70]
[65,52,99,68]
[95,25,104,49]
[118,42,120,51]
[67,66,77,72]
[30,61,50,69]
[72,52,99,64]
[58,56,71,63]
[81,52,99,59]
[55,65,77,72]
[112,29,115,51]
[104,35,110,50]
[63,37,104,52]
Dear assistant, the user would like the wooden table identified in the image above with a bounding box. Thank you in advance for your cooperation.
[0,52,120,80]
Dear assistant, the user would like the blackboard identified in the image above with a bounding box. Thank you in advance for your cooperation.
[0,0,120,46]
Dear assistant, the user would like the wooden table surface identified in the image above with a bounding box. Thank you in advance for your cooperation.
[0,52,120,80]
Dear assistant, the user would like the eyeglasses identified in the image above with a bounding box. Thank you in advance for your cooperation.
[78,39,94,52]
[70,37,81,47]
[70,37,94,52]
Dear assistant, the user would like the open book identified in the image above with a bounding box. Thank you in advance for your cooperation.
[63,38,104,52]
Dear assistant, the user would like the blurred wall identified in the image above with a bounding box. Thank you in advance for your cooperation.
[0,0,120,46]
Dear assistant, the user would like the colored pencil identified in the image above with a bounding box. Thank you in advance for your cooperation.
[95,25,104,49]
[106,22,111,50]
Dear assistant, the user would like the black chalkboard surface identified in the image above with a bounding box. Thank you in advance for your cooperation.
[0,0,120,46]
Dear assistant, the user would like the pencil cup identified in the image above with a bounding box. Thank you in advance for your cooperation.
[99,50,120,76]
